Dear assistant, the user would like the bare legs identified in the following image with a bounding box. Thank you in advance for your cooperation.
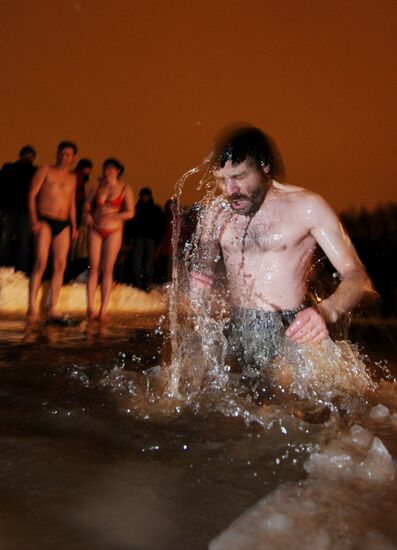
[28,224,121,322]
[100,232,122,320]
[48,229,70,318]
[87,229,122,321]
[28,225,51,321]
[87,229,102,319]
[28,225,70,321]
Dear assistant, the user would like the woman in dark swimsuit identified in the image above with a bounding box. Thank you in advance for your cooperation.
[84,158,134,321]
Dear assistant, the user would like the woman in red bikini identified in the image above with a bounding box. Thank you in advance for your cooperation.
[84,158,134,321]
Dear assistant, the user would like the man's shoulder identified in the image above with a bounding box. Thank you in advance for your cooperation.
[274,182,326,207]
[47,165,76,180]
[68,170,78,182]
[38,163,51,173]
[32,164,51,181]
[284,186,337,226]
[0,162,13,179]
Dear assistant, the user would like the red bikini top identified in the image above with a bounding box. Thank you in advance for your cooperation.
[96,186,125,208]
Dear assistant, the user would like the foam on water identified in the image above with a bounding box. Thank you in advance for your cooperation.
[154,162,377,414]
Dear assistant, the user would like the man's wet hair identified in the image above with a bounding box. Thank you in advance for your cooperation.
[57,141,78,155]
[19,145,36,158]
[213,125,285,179]
[103,157,124,177]
[76,158,93,171]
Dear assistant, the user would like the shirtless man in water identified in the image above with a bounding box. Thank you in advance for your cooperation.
[190,127,373,388]
[27,141,78,322]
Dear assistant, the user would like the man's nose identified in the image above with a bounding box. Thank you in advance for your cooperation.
[225,178,239,196]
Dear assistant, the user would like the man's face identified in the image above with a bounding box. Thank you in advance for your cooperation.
[57,147,76,168]
[213,158,269,216]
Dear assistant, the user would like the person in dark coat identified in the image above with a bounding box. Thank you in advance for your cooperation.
[74,158,93,227]
[130,187,164,290]
[0,145,37,273]
[154,198,175,284]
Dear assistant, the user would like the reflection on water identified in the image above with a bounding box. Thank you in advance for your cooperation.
[0,320,396,549]
[0,320,320,549]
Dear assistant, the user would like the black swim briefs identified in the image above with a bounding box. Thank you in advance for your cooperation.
[225,305,305,377]
[39,215,70,237]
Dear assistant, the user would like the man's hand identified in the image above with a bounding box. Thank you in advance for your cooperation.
[71,226,78,240]
[285,306,328,344]
[189,271,213,314]
[190,271,213,291]
[31,220,43,234]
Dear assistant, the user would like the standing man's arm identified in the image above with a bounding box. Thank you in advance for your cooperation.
[28,166,48,233]
[286,194,374,344]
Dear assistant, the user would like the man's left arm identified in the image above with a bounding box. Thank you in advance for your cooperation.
[286,194,374,344]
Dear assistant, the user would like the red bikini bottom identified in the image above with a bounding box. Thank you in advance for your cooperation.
[91,226,122,240]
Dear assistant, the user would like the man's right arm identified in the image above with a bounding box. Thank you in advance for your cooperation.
[189,201,226,299]
[28,165,48,232]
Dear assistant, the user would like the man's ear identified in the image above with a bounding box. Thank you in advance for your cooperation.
[262,163,270,174]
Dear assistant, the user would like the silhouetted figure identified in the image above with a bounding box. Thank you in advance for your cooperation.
[74,158,93,227]
[0,145,37,273]
[154,198,175,284]
[131,187,164,290]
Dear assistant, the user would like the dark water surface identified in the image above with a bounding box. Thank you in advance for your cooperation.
[0,319,328,550]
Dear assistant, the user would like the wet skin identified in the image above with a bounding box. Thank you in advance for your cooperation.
[191,159,372,344]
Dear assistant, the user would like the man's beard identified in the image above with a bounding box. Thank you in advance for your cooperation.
[228,186,265,216]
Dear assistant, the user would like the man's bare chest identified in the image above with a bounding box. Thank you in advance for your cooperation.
[220,215,309,254]
[42,173,73,195]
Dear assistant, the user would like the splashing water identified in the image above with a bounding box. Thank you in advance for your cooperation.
[166,160,232,400]
[152,159,382,426]
[108,156,396,547]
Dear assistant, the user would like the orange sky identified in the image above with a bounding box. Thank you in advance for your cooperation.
[1,0,396,212]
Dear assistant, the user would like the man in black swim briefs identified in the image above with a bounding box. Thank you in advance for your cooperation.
[190,126,374,398]
[27,141,78,322]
